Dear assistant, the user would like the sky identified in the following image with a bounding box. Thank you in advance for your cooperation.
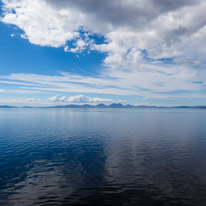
[1,0,206,106]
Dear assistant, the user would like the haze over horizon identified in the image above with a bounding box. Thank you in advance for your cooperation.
[1,0,206,106]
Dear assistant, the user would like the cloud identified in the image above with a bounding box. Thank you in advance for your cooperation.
[64,46,69,52]
[19,98,41,102]
[1,62,206,100]
[0,97,41,106]
[1,0,206,100]
[1,0,80,47]
[47,95,116,103]
[0,95,121,106]
[1,0,206,61]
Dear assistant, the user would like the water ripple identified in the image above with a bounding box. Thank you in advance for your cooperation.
[0,108,206,205]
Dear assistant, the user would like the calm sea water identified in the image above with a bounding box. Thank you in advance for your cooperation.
[0,108,206,206]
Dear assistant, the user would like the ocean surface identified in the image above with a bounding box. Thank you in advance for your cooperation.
[0,108,206,206]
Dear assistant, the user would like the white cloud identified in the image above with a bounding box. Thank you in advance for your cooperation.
[2,0,206,61]
[64,45,69,52]
[1,0,80,47]
[47,95,116,103]
[19,98,41,102]
[1,62,206,100]
[0,95,121,106]
[0,97,41,106]
[1,0,206,100]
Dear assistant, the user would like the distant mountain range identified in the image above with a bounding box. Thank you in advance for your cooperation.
[0,103,206,109]
[47,103,160,108]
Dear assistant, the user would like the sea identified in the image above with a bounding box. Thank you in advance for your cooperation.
[0,108,206,206]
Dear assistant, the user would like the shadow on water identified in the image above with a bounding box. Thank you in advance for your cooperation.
[0,131,107,205]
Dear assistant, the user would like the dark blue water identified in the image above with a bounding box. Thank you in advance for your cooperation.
[0,108,206,206]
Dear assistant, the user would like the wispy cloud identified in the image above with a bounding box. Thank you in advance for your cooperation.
[0,89,6,92]
[1,60,206,100]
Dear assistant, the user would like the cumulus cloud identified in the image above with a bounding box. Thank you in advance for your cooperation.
[1,0,80,47]
[1,0,206,100]
[69,36,94,53]
[1,0,206,62]
[64,45,69,52]
[47,95,115,103]
[0,95,120,106]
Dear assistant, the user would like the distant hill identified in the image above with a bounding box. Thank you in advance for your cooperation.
[0,104,206,109]
[44,103,174,108]
[0,105,17,108]
[51,104,95,108]
[108,103,124,108]
[173,106,206,109]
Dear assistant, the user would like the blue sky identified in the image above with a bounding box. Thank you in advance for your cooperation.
[1,0,206,106]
